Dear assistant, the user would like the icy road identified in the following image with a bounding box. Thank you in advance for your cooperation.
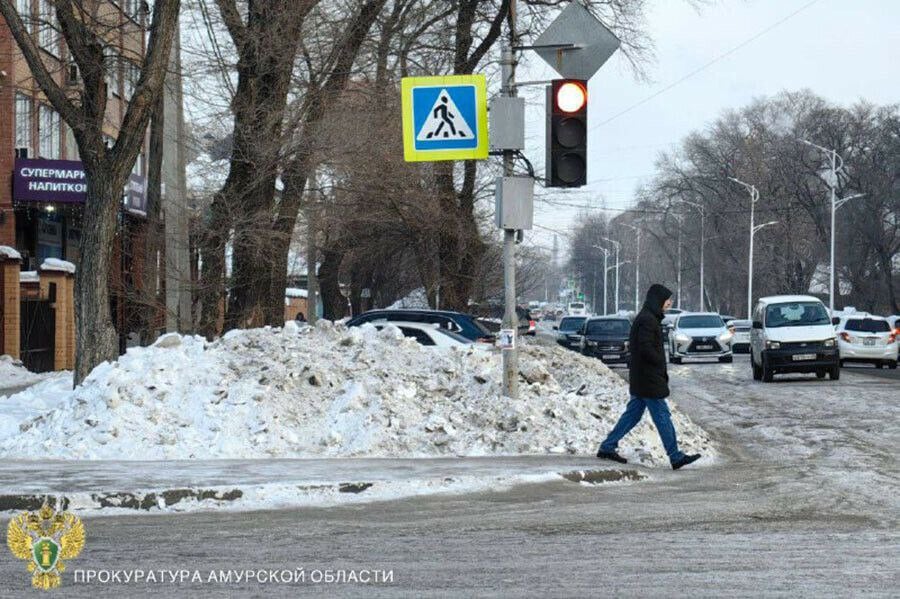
[1,356,897,597]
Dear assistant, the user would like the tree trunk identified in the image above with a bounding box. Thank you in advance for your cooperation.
[319,248,346,320]
[198,193,228,340]
[74,175,124,384]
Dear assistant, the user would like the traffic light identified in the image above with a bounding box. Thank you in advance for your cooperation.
[546,79,588,187]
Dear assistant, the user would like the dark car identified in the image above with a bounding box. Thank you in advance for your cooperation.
[347,309,495,343]
[554,316,588,350]
[579,317,632,365]
[476,305,536,337]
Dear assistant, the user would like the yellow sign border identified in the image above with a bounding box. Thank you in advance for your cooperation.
[401,74,489,162]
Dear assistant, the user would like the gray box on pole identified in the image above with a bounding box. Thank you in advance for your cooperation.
[490,97,525,151]
[495,176,534,230]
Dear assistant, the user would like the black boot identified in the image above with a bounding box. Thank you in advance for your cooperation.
[671,453,701,470]
[596,449,627,464]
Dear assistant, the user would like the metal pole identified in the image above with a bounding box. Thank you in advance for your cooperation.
[500,36,518,399]
[829,149,836,315]
[699,210,705,312]
[635,228,641,311]
[677,222,682,310]
[748,188,755,319]
[614,243,619,312]
[603,249,609,315]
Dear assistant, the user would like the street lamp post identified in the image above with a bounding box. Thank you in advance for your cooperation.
[601,237,620,312]
[729,177,761,318]
[798,139,865,315]
[677,201,705,311]
[621,223,642,311]
[592,244,610,315]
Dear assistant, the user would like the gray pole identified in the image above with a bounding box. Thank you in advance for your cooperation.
[829,149,837,315]
[635,228,641,311]
[306,170,320,325]
[500,28,518,398]
[603,248,608,315]
[748,187,756,319]
[614,243,619,312]
[699,210,705,312]
[677,221,682,310]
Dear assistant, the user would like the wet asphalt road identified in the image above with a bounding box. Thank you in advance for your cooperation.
[1,355,897,598]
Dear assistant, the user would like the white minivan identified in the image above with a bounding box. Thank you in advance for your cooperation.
[749,295,839,382]
[567,302,588,317]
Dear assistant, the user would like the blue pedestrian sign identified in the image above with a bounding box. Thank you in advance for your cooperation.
[401,75,489,162]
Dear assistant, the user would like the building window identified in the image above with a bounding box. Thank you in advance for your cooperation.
[16,0,32,29]
[39,104,61,159]
[15,93,33,156]
[106,48,121,97]
[123,61,139,101]
[38,0,57,56]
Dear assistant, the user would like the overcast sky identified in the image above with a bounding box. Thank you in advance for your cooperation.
[517,0,900,257]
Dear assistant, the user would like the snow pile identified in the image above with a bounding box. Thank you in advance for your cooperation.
[0,355,58,390]
[41,258,76,273]
[0,323,715,465]
[0,245,22,260]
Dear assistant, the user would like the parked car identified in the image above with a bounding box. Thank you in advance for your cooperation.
[662,308,685,341]
[567,302,588,317]
[347,309,495,343]
[749,295,839,382]
[835,316,898,369]
[728,319,752,353]
[578,316,632,366]
[668,312,733,364]
[476,306,536,338]
[372,321,479,348]
[554,316,588,349]
[720,315,737,325]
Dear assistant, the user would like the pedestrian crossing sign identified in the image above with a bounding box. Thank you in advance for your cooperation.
[401,75,489,162]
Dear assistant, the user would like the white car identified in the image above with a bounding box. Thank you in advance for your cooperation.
[728,319,752,353]
[668,312,733,364]
[373,321,478,348]
[835,316,898,369]
[567,302,588,317]
[749,295,839,382]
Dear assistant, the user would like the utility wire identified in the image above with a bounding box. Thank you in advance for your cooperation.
[592,0,824,131]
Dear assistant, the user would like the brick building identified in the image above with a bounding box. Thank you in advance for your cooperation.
[0,1,190,358]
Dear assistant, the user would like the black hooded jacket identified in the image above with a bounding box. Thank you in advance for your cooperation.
[629,284,672,398]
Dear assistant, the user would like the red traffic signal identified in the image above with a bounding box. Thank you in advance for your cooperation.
[546,79,588,187]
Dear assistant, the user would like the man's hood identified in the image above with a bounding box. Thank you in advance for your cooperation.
[643,284,673,319]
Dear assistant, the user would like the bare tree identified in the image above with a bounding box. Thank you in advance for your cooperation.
[0,0,181,383]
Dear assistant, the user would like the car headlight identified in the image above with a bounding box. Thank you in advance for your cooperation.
[674,333,690,343]
[823,338,835,347]
[766,340,781,350]
[623,341,629,350]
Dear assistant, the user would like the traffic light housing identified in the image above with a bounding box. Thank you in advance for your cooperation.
[546,79,588,187]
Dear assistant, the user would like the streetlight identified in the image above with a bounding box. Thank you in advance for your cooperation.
[601,237,620,312]
[729,177,761,318]
[668,212,684,310]
[676,200,706,311]
[798,139,865,314]
[621,223,642,311]
[592,244,610,315]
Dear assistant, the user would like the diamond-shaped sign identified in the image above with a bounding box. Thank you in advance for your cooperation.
[534,1,621,80]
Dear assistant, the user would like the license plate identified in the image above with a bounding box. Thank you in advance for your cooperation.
[793,353,816,361]
[864,338,876,346]
[697,345,713,350]
[602,354,620,360]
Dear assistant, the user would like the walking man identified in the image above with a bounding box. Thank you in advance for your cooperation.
[597,283,701,470]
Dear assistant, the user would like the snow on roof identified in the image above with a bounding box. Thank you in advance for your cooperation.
[0,246,22,260]
[19,271,39,283]
[285,288,308,298]
[40,258,76,274]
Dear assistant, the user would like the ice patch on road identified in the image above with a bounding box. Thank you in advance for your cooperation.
[0,324,716,467]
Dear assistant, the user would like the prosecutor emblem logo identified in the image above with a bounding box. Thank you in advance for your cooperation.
[7,502,85,590]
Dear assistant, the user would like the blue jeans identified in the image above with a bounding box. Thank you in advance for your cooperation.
[600,395,685,463]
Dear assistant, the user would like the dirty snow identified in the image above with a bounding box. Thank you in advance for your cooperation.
[0,322,715,466]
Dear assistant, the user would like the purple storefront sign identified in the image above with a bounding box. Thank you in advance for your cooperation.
[13,158,87,203]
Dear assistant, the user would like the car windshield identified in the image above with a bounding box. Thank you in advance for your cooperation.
[844,319,890,333]
[765,302,830,327]
[559,317,587,331]
[585,319,630,335]
[678,315,724,329]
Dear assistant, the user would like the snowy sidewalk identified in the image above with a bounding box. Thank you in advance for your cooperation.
[0,456,644,514]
